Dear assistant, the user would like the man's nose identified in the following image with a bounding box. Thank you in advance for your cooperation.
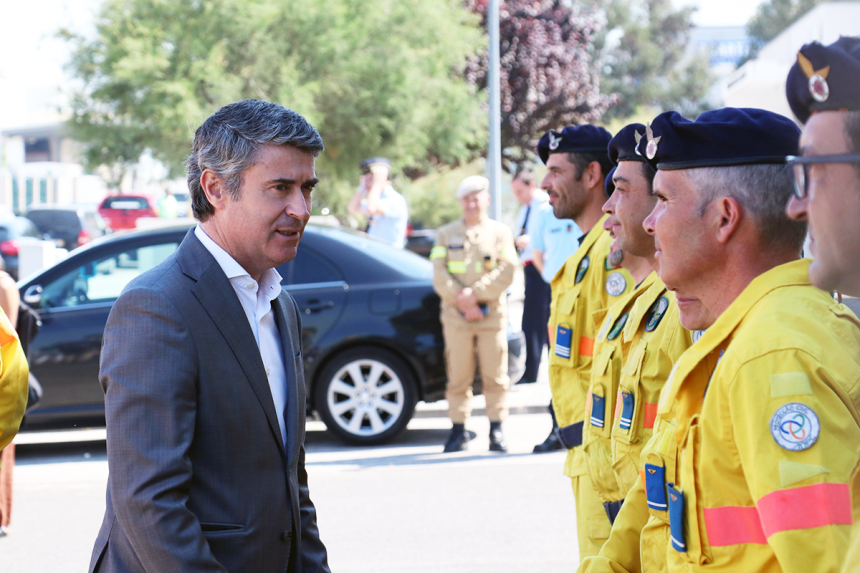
[785,195,809,222]
[643,204,659,236]
[285,189,311,220]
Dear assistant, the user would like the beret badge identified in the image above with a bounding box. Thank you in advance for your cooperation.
[644,124,661,160]
[798,51,831,103]
[548,131,561,150]
[634,130,644,157]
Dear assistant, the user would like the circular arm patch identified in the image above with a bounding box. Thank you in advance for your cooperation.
[770,403,820,451]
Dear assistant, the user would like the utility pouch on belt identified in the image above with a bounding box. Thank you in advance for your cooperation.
[555,325,572,359]
[645,463,668,511]
[667,483,687,553]
[558,422,583,449]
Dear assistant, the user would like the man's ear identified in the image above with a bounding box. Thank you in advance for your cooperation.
[714,196,742,244]
[200,169,228,211]
[584,161,603,191]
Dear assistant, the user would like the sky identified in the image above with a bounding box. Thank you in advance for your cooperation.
[0,0,767,130]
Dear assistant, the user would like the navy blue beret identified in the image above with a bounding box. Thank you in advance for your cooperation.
[786,36,860,124]
[609,123,649,165]
[635,108,801,171]
[537,125,613,165]
[360,157,391,173]
[605,166,616,196]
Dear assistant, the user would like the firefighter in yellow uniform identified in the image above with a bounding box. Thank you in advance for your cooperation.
[782,37,860,573]
[536,125,632,558]
[0,307,29,454]
[580,124,695,544]
[431,175,517,453]
[641,109,860,573]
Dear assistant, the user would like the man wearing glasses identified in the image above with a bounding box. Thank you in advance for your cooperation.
[785,37,860,297]
[784,36,860,573]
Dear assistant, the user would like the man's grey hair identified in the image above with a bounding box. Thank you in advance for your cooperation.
[686,164,807,253]
[186,99,324,221]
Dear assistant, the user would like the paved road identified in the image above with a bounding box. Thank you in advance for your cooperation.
[2,377,582,573]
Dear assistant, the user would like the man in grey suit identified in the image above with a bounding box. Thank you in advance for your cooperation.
[89,99,330,573]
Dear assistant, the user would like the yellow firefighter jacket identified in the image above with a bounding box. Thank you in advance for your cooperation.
[578,331,715,573]
[549,217,632,477]
[0,308,29,454]
[663,259,860,573]
[430,217,517,329]
[583,273,693,511]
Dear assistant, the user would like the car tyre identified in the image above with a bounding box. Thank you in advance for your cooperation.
[314,346,417,445]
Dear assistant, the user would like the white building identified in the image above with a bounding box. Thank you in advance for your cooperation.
[722,2,860,120]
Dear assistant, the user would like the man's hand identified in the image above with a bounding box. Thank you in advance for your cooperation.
[463,305,484,322]
[514,234,530,251]
[456,288,479,313]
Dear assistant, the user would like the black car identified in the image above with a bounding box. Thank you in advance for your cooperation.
[0,215,42,279]
[25,204,108,251]
[19,222,524,444]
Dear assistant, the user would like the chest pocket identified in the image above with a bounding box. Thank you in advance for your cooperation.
[612,339,649,445]
[670,417,712,566]
[641,418,678,523]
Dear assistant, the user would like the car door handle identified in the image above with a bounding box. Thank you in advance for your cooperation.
[304,299,335,314]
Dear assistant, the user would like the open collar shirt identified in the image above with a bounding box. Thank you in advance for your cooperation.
[195,225,288,445]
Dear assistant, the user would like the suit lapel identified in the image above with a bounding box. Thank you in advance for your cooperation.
[273,294,302,470]
[189,253,288,461]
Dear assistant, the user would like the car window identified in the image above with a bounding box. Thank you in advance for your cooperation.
[102,197,149,210]
[278,246,343,285]
[27,211,81,234]
[16,218,41,238]
[40,242,178,309]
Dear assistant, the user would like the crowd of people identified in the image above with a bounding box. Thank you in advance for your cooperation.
[0,34,857,573]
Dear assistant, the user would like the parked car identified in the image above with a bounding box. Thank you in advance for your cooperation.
[19,222,525,445]
[97,194,158,230]
[25,204,108,250]
[0,215,42,280]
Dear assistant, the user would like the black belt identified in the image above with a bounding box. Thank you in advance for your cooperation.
[557,422,583,449]
[604,499,624,525]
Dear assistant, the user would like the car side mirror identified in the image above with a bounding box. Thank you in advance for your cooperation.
[24,284,42,306]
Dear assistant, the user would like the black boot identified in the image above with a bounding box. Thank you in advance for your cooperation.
[489,421,508,453]
[533,401,564,453]
[443,424,474,453]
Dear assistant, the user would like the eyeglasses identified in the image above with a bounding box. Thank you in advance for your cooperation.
[786,153,860,199]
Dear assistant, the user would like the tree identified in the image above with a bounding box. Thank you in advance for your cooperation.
[463,0,614,170]
[61,0,487,215]
[594,0,712,120]
[745,0,850,58]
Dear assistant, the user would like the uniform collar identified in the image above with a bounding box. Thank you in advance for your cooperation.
[554,214,609,285]
[622,272,665,342]
[659,259,812,439]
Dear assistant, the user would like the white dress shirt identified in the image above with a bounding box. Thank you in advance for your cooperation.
[195,225,289,445]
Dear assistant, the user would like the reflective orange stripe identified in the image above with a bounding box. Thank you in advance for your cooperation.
[548,325,553,346]
[0,314,15,346]
[704,506,767,546]
[579,336,594,357]
[643,402,659,429]
[758,482,852,537]
[640,469,646,489]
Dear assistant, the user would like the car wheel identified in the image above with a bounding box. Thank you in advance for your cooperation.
[314,347,417,445]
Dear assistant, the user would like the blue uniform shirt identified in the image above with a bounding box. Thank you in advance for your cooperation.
[529,202,583,283]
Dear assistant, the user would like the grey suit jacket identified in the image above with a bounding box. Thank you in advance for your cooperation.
[89,230,330,573]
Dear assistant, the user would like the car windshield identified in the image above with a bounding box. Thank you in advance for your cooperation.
[102,197,149,210]
[308,224,432,279]
[27,210,80,233]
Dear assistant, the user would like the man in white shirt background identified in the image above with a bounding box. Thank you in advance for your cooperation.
[348,157,409,248]
[511,169,551,385]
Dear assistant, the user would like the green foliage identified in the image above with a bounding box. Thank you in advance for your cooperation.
[595,0,712,120]
[62,0,487,214]
[397,161,483,229]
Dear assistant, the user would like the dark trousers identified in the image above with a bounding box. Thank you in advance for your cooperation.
[520,263,551,382]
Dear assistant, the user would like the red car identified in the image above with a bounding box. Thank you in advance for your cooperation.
[98,194,158,231]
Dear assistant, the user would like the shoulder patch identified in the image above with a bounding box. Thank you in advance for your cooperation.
[645,296,670,332]
[575,256,590,284]
[608,313,628,340]
[771,403,820,452]
[606,271,627,297]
